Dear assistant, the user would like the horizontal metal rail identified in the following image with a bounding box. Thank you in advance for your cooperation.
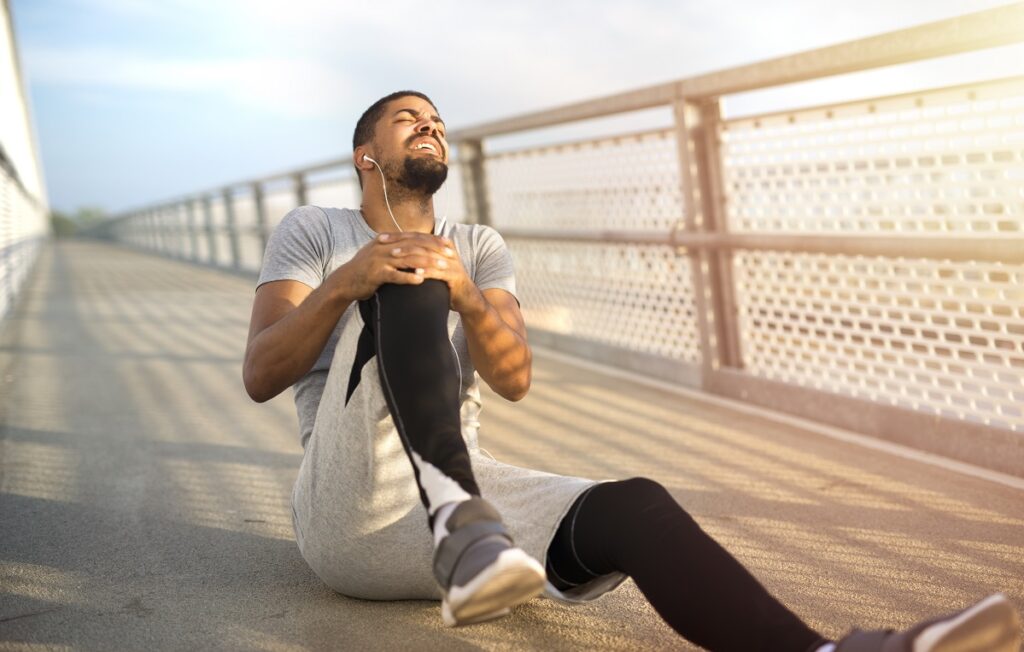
[497,229,1024,264]
[451,3,1024,140]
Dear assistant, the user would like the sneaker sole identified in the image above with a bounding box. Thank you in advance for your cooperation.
[914,593,1022,652]
[442,548,546,626]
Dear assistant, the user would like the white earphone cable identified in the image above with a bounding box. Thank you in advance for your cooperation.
[364,156,403,232]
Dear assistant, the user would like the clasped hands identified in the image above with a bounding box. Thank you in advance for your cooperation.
[339,232,484,315]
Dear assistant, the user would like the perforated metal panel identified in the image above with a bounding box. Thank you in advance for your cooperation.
[733,251,1024,431]
[439,162,469,224]
[720,77,1024,433]
[721,77,1024,236]
[511,240,701,364]
[306,176,361,214]
[304,164,468,224]
[106,159,470,276]
[0,165,48,320]
[225,195,263,271]
[208,196,232,267]
[486,130,683,230]
[484,131,699,367]
[263,187,299,233]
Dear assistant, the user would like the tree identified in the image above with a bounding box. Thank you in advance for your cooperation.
[49,206,110,239]
[50,210,77,238]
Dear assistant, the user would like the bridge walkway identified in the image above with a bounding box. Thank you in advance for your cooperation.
[1,241,1021,650]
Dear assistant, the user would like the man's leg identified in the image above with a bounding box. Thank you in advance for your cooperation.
[350,279,477,527]
[547,478,1021,652]
[349,279,545,624]
[547,478,825,651]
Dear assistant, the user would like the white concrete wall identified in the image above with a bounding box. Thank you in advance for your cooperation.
[1,0,46,205]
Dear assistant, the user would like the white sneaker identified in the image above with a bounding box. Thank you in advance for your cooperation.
[833,593,1021,652]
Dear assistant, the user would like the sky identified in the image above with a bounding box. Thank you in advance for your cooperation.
[9,0,1022,214]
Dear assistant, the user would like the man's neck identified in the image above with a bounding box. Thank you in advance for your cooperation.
[360,194,436,234]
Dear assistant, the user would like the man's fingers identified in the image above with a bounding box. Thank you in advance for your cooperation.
[388,244,446,257]
[385,268,425,285]
[379,232,451,252]
[386,250,449,270]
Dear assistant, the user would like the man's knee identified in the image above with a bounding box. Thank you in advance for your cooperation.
[591,477,691,527]
[376,279,450,317]
[598,476,669,501]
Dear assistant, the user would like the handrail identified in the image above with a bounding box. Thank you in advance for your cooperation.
[450,3,1024,140]
[496,229,1024,264]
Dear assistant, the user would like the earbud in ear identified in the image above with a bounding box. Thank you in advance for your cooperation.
[362,154,377,165]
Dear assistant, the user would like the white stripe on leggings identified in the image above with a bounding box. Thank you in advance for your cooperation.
[411,450,472,515]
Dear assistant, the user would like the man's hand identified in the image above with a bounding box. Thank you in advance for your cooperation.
[369,232,484,315]
[338,232,435,300]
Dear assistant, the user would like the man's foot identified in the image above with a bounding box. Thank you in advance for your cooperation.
[833,593,1021,652]
[432,497,546,626]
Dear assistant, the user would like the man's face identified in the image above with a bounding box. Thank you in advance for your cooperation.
[372,96,449,195]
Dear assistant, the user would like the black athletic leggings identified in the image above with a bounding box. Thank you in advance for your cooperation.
[347,279,479,526]
[548,478,827,652]
[348,279,826,651]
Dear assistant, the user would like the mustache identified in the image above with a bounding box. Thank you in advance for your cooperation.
[406,134,445,157]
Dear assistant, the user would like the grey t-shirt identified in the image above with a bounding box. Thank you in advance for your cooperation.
[256,205,517,447]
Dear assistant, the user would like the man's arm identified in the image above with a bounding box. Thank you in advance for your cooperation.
[243,278,348,402]
[458,287,532,402]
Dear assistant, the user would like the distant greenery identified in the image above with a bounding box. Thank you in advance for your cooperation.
[50,207,108,239]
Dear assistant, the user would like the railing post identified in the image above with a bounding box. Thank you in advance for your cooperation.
[202,194,217,265]
[673,95,743,385]
[186,199,200,262]
[293,173,307,207]
[155,207,166,254]
[175,203,187,259]
[164,205,174,255]
[148,209,157,252]
[139,211,148,249]
[222,188,241,270]
[138,211,147,249]
[252,182,268,262]
[457,140,491,226]
[149,208,158,251]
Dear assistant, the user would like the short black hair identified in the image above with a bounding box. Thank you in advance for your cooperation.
[353,90,436,188]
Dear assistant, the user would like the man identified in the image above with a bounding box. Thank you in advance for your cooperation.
[244,90,1021,651]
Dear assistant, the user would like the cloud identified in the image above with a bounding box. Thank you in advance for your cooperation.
[24,0,1013,125]
[23,47,359,119]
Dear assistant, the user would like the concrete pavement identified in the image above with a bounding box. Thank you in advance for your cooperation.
[1,241,1022,651]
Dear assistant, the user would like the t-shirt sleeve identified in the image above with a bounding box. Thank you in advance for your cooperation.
[256,205,332,291]
[472,225,517,300]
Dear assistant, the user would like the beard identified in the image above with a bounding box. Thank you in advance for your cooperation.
[397,155,448,196]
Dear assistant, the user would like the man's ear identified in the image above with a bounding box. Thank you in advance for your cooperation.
[353,146,375,171]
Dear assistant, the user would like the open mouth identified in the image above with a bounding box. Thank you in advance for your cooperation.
[411,140,442,157]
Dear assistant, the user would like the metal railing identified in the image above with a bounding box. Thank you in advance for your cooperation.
[92,4,1024,475]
